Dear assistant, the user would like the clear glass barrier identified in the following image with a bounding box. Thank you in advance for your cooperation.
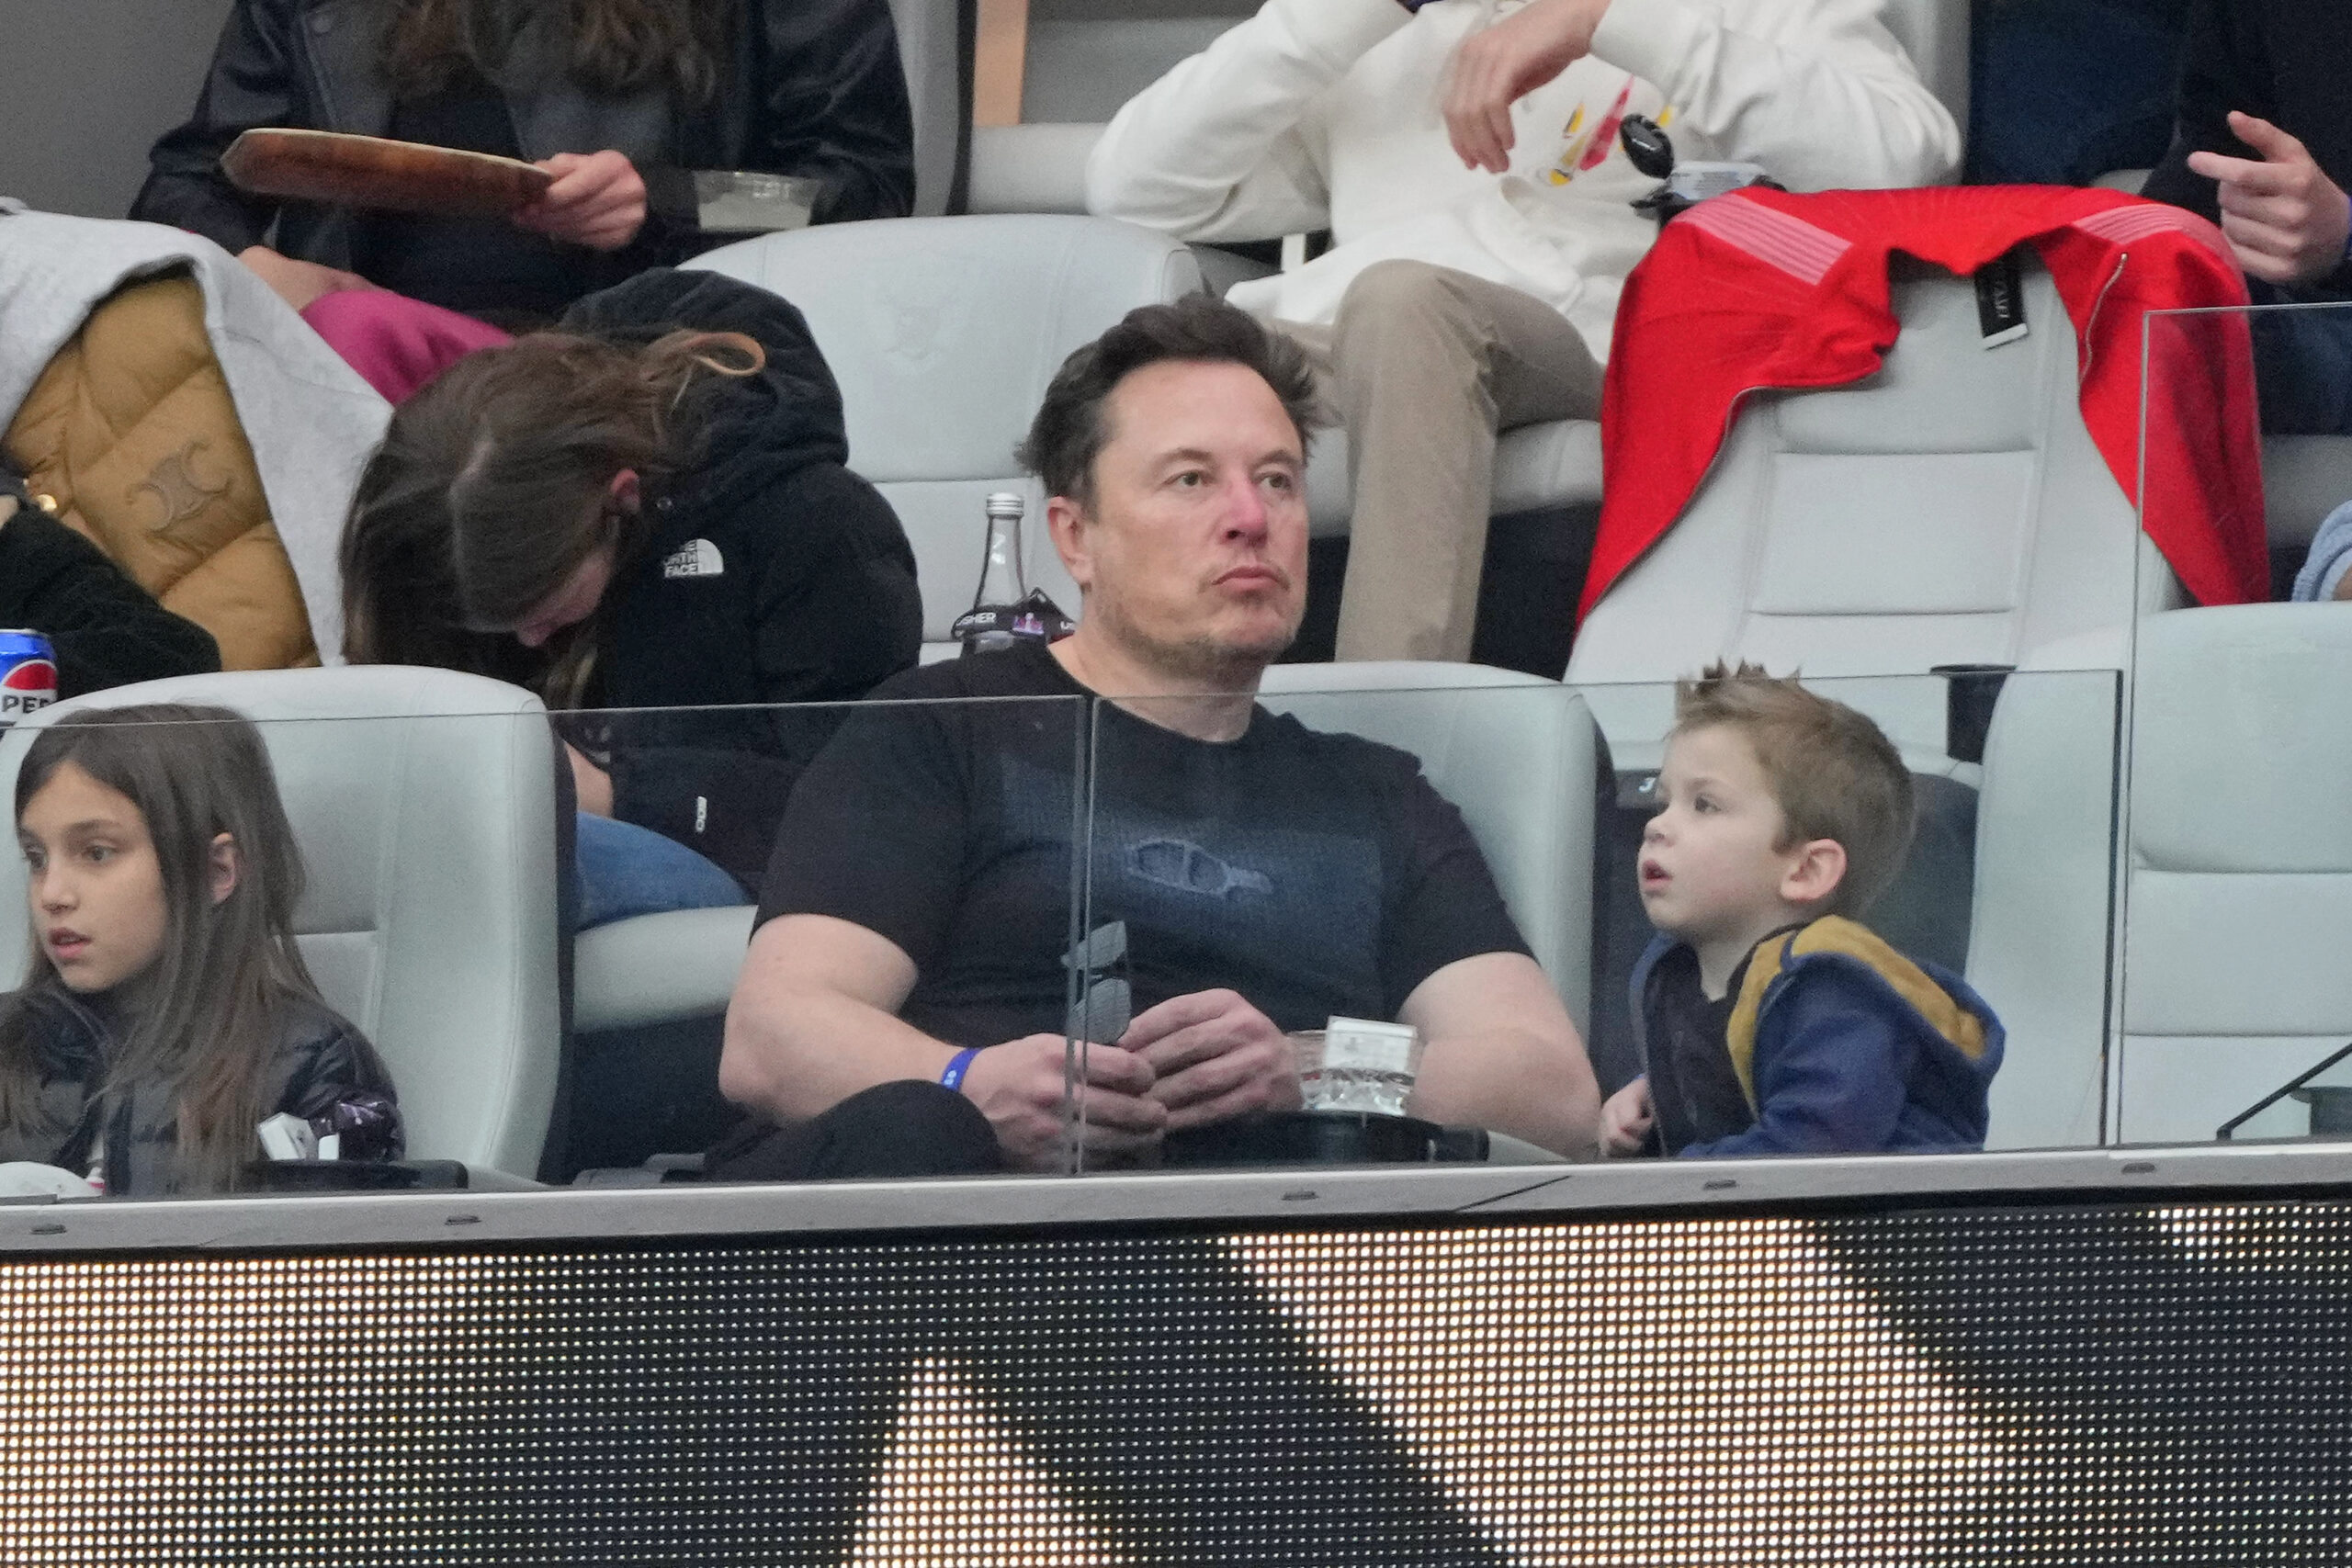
[0,694,1086,1199]
[2128,301,2352,1145]
[1069,668,2123,1170]
[0,660,2141,1202]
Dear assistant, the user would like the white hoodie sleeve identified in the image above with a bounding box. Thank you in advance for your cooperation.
[1086,0,1412,243]
[1589,0,1961,189]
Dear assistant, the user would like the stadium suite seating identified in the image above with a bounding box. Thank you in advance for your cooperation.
[6,0,2350,1167]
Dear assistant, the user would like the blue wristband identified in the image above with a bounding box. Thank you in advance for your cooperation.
[939,1047,981,1094]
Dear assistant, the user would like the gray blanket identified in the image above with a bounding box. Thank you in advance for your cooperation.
[0,201,389,659]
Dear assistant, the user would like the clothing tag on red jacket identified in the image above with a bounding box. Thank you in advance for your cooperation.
[1973,250,2030,348]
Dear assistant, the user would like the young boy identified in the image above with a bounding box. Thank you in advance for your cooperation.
[1601,664,2003,1159]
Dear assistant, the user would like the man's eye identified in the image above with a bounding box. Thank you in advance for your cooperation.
[1261,470,1295,492]
[1171,470,1205,489]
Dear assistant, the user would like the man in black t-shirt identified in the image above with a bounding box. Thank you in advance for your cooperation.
[722,295,1600,1170]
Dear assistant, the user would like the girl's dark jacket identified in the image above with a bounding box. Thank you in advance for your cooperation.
[131,0,915,271]
[560,266,922,887]
[0,984,401,1196]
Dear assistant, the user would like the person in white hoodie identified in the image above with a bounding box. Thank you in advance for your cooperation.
[1088,0,1960,662]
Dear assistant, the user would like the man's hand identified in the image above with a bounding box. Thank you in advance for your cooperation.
[518,151,650,251]
[1599,1077,1654,1157]
[958,1032,1166,1170]
[1118,989,1302,1132]
[1443,0,1614,175]
[238,245,375,311]
[2188,111,2352,286]
[565,743,614,817]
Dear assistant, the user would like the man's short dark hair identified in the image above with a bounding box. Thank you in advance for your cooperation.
[1017,293,1324,503]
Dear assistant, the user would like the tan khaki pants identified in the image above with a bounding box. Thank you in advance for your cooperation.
[1281,261,1603,663]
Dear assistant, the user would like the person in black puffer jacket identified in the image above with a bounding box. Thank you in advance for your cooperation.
[2,706,401,1196]
[341,266,922,915]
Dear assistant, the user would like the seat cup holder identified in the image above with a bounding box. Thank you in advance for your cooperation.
[1932,663,2016,765]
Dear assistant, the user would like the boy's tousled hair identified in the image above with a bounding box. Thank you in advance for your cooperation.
[1673,662,1916,919]
[1017,292,1324,505]
[3,705,359,1191]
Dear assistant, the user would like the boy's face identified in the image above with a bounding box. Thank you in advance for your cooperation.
[1640,724,1826,952]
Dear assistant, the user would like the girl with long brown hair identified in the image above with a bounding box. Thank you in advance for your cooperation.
[134,0,912,387]
[343,265,922,917]
[2,706,401,1194]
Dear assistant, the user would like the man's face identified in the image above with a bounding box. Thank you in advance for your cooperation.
[1639,724,1813,949]
[1052,359,1308,680]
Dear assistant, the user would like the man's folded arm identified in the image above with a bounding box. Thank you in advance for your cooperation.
[1398,951,1600,1157]
[1086,0,1407,242]
[1590,0,1961,190]
[721,912,956,1123]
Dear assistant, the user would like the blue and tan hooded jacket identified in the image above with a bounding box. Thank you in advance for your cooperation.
[1630,916,2004,1158]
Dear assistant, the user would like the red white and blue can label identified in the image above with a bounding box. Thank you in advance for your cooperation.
[0,630,59,724]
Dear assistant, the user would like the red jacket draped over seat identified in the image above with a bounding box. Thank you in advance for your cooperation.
[1583,186,2267,621]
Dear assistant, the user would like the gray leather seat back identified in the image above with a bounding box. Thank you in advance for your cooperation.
[689,216,1204,647]
[0,668,563,1176]
[1257,663,1599,1033]
[1567,255,2182,763]
[2110,605,2352,1143]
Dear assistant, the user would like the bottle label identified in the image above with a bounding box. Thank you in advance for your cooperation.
[953,590,1077,646]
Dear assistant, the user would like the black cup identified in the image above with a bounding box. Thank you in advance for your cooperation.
[1931,663,2016,765]
[2292,1086,2352,1138]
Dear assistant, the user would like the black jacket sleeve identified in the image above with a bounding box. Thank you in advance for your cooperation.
[273,1005,406,1163]
[2143,0,2270,220]
[2142,0,2352,294]
[0,504,222,697]
[127,0,302,251]
[642,0,916,245]
[754,0,917,224]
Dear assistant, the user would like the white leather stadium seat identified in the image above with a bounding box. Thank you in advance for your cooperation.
[1963,637,2127,1149]
[1257,663,1600,1033]
[0,668,564,1178]
[2109,605,2352,1143]
[1566,254,2182,769]
[1972,608,2352,1148]
[687,215,1204,655]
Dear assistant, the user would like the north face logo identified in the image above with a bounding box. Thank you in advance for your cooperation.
[662,538,725,579]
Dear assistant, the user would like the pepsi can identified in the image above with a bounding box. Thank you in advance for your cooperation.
[0,630,58,726]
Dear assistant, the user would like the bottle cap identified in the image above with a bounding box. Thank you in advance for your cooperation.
[985,491,1024,518]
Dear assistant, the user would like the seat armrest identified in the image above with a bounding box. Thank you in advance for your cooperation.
[574,906,760,1033]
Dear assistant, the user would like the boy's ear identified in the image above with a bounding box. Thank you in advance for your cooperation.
[1780,838,1847,910]
[208,832,241,907]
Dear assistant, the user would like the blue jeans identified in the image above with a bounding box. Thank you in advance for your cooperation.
[573,812,748,930]
[2246,286,2352,436]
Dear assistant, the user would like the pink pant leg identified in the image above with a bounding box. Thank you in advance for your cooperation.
[301,289,513,403]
